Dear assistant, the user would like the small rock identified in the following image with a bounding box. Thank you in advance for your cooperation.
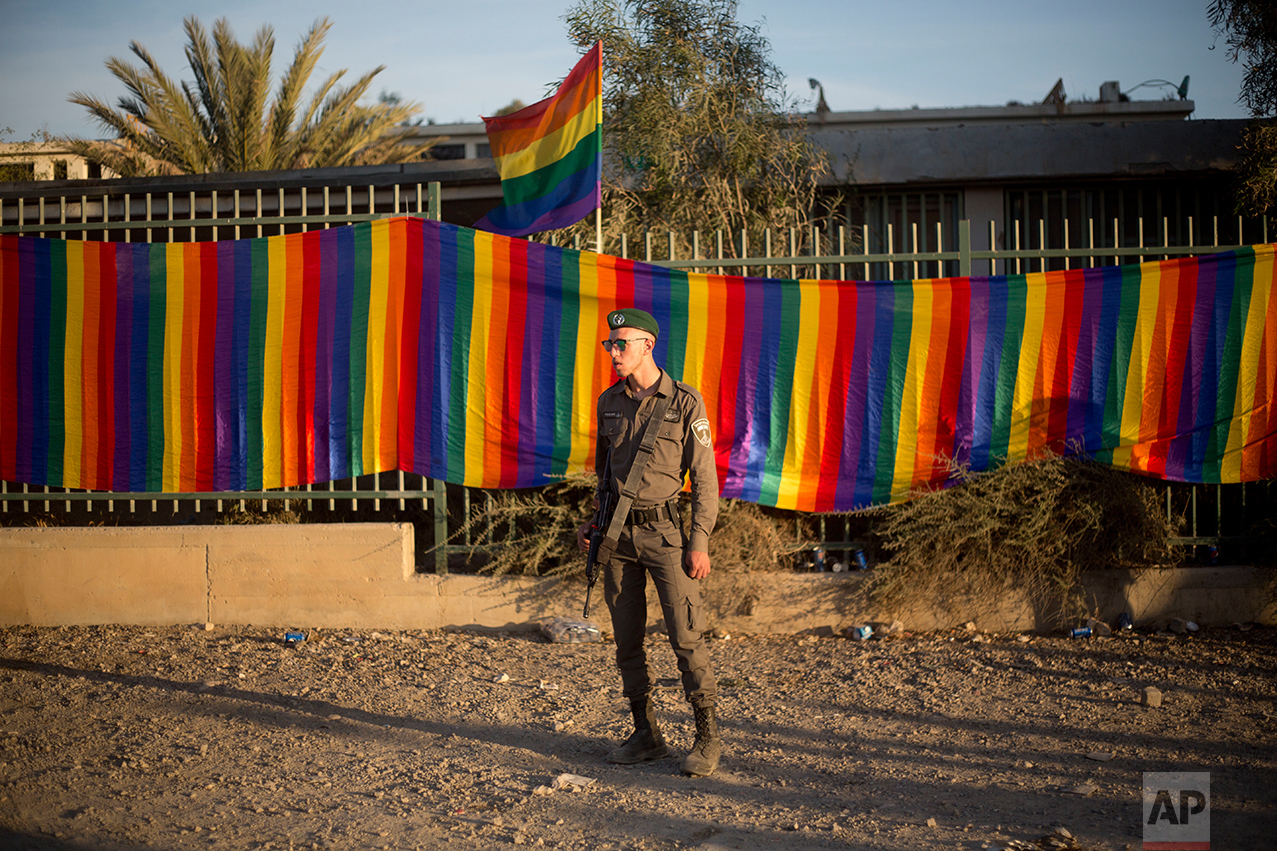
[1168,618,1187,634]
[926,817,937,828]
[964,622,977,632]
[1069,781,1098,796]
[551,772,594,791]
[1086,751,1114,761]
[1087,618,1113,637]
[494,673,509,683]
[1185,621,1199,632]
[1053,828,1074,839]
[204,623,214,631]
[1141,686,1163,708]
[1016,635,1031,643]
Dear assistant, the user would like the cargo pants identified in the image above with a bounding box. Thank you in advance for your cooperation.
[602,513,717,708]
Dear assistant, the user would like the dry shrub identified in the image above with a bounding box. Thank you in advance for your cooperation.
[461,475,803,576]
[217,501,301,525]
[707,500,805,573]
[457,475,598,577]
[864,455,1181,627]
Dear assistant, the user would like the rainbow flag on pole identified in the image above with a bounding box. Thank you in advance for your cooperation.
[474,42,603,237]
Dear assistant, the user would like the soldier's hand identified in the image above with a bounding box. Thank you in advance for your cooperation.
[685,550,711,580]
[576,522,592,552]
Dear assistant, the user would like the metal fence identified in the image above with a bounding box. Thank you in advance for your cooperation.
[2,180,1272,566]
[630,214,1267,280]
[0,180,442,241]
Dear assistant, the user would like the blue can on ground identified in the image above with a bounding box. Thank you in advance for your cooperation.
[1069,626,1092,638]
[284,631,306,646]
[851,549,869,570]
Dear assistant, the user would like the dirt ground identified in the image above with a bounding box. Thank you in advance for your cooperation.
[1,620,1274,851]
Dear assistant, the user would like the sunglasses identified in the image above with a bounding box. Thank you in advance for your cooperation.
[600,338,651,353]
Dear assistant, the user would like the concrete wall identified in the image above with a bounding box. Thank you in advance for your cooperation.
[2,525,1272,632]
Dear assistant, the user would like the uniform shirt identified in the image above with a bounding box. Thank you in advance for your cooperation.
[595,369,719,553]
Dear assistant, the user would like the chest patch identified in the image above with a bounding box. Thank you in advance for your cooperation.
[663,409,681,422]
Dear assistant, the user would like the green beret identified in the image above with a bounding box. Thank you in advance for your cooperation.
[606,308,659,338]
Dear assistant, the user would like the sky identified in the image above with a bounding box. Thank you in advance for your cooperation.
[0,0,1249,143]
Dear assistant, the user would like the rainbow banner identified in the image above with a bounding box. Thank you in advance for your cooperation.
[474,43,603,237]
[1,216,1275,510]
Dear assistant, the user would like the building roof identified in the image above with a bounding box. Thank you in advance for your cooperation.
[811,118,1248,188]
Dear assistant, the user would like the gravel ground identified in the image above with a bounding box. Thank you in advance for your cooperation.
[1,621,1274,851]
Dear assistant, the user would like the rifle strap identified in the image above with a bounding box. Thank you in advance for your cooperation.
[600,386,675,554]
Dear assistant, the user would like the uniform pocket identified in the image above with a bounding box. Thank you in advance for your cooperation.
[682,595,705,633]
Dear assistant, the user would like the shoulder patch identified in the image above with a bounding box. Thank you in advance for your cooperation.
[692,418,712,448]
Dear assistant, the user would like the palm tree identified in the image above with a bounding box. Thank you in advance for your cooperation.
[64,16,431,176]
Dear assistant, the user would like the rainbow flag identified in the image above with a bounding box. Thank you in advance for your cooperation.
[474,43,602,237]
[2,217,1275,509]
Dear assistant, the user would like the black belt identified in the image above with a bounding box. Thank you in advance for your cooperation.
[628,503,674,526]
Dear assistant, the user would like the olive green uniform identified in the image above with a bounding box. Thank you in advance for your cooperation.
[595,369,719,707]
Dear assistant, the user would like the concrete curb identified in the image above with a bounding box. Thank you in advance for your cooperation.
[2,524,1272,632]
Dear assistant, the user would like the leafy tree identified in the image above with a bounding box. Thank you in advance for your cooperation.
[493,99,528,117]
[1209,0,1277,212]
[64,16,430,176]
[560,0,833,256]
[0,127,48,182]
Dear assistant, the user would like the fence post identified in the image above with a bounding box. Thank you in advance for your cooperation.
[433,477,449,574]
[958,219,972,277]
[427,182,441,222]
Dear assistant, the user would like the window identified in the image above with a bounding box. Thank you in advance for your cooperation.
[840,190,964,280]
[429,144,466,161]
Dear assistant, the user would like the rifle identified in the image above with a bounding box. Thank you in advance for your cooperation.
[582,484,613,618]
[584,447,615,618]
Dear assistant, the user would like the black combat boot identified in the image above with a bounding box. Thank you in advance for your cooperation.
[607,694,669,764]
[681,705,721,776]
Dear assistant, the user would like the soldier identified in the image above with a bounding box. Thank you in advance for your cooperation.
[576,308,722,776]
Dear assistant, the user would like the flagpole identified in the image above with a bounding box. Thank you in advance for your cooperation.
[596,41,604,255]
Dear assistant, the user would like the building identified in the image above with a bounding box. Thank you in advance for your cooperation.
[3,82,1251,278]
[398,81,1250,278]
[0,139,117,181]
[803,89,1249,277]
